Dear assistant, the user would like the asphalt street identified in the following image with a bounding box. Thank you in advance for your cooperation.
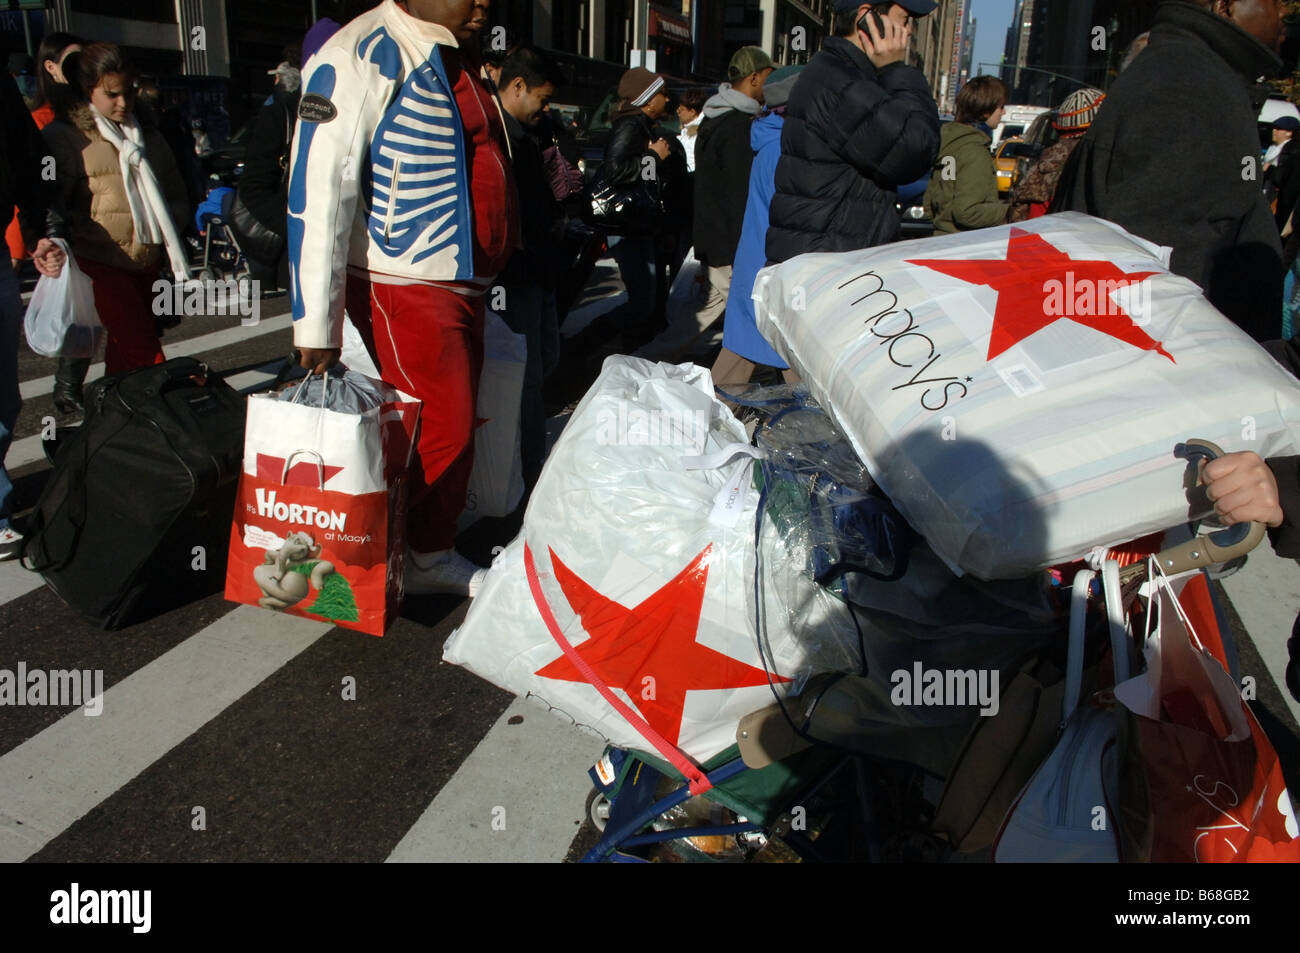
[1,258,1297,863]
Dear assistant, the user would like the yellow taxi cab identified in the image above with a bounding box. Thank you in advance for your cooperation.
[994,137,1023,196]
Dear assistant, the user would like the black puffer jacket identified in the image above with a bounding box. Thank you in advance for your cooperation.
[1052,2,1283,342]
[766,37,939,263]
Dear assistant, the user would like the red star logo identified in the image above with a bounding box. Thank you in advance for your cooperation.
[255,453,345,488]
[534,545,787,746]
[906,228,1172,362]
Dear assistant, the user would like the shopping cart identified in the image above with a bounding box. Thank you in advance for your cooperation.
[577,433,1268,863]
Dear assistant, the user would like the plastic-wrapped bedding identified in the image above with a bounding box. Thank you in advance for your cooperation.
[444,361,1060,767]
[444,359,873,762]
[753,212,1300,579]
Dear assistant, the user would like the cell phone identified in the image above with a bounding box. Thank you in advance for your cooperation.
[858,2,893,39]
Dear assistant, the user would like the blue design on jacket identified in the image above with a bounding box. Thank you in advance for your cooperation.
[287,64,335,318]
[365,60,470,264]
[285,17,478,338]
[723,111,787,368]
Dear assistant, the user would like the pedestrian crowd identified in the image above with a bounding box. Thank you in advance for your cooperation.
[0,0,1298,694]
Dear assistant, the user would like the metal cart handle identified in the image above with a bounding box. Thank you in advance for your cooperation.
[1151,440,1267,575]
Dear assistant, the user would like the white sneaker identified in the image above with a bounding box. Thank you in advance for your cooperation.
[0,527,22,562]
[405,549,488,598]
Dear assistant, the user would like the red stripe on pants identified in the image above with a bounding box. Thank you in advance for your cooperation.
[77,258,165,375]
[345,276,484,553]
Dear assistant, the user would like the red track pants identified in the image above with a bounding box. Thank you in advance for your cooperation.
[345,276,484,553]
[79,258,165,375]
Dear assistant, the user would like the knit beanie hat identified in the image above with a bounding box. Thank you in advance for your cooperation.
[618,67,666,108]
[1054,88,1105,134]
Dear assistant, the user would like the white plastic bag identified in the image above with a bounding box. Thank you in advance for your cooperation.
[23,240,103,358]
[459,309,526,527]
[444,358,866,763]
[341,307,524,527]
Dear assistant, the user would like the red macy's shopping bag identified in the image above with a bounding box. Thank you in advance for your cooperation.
[225,376,419,636]
[1113,566,1300,862]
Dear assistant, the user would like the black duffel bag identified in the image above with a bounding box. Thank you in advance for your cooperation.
[19,357,247,629]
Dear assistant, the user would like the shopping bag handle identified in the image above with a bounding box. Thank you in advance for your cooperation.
[1150,440,1267,575]
[1063,561,1131,725]
[287,371,332,409]
[281,449,326,491]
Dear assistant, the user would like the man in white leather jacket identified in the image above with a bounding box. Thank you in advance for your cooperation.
[288,0,518,596]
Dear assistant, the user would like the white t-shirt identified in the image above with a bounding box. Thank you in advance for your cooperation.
[678,114,703,173]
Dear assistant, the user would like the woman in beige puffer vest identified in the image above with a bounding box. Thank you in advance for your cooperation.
[42,43,189,374]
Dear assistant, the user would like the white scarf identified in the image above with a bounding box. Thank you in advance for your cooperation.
[89,105,191,280]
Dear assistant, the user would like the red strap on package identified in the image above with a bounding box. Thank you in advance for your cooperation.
[523,542,714,796]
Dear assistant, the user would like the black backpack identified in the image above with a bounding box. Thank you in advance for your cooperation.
[19,358,247,629]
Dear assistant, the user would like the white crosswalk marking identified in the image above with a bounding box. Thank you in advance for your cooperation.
[386,696,605,863]
[0,606,331,862]
[5,366,288,472]
[18,313,292,401]
[0,560,45,604]
[1221,549,1300,725]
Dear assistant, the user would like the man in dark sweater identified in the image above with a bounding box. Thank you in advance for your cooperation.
[1052,0,1287,342]
[766,1,940,264]
[1,73,66,559]
[494,45,565,492]
[634,46,773,363]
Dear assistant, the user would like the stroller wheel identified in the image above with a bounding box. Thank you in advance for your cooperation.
[197,268,218,283]
[585,787,611,832]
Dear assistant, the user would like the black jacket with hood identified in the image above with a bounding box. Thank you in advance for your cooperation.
[1051,1,1284,342]
[692,92,759,267]
[766,36,939,263]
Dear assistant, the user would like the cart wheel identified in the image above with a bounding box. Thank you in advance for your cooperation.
[585,787,612,832]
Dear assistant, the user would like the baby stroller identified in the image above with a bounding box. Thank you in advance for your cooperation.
[578,393,1277,862]
[193,185,250,283]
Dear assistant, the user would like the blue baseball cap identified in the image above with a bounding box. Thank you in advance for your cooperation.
[832,0,939,15]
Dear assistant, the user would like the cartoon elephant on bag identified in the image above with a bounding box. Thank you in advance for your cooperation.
[254,532,336,610]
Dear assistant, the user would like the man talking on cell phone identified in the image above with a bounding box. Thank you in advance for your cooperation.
[766,0,940,264]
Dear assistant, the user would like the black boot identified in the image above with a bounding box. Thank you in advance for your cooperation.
[52,356,90,414]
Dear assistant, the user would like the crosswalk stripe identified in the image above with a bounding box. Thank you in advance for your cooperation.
[18,313,293,401]
[5,365,287,473]
[0,605,331,862]
[386,696,605,863]
[1220,549,1300,726]
[0,560,45,604]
